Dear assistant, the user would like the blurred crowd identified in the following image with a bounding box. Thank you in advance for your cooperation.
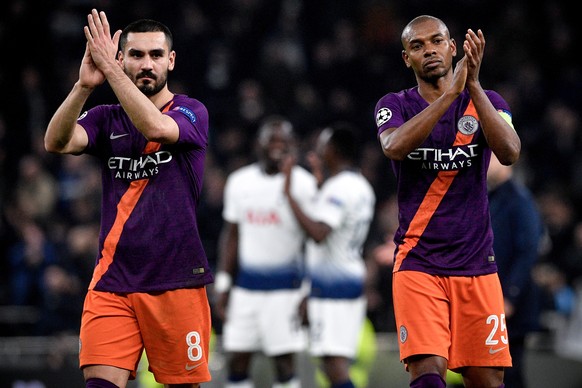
[1,0,581,344]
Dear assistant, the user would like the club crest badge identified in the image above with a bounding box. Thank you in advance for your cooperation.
[399,325,408,343]
[457,115,479,135]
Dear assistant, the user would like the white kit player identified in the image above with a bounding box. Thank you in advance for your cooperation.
[283,122,376,388]
[214,116,318,388]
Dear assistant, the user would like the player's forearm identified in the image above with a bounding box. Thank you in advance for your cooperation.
[468,84,521,165]
[215,224,239,293]
[103,65,176,143]
[381,90,459,160]
[45,82,91,154]
[287,194,330,243]
[216,223,239,275]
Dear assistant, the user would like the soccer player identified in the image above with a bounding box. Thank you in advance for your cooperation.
[214,115,318,388]
[373,15,521,388]
[283,122,376,388]
[44,9,213,388]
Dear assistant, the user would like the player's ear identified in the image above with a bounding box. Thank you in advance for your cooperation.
[450,38,457,57]
[116,51,124,69]
[168,50,176,71]
[402,50,411,68]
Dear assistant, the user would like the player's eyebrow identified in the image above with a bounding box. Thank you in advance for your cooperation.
[127,48,166,56]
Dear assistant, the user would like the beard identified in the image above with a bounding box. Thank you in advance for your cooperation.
[138,78,167,96]
[127,69,168,96]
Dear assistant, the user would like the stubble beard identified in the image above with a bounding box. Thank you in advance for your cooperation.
[137,76,167,96]
[420,67,449,83]
[126,68,168,97]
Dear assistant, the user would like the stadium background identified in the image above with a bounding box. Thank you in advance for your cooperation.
[1,0,582,386]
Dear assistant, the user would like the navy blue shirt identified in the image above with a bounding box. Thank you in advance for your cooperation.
[489,179,544,334]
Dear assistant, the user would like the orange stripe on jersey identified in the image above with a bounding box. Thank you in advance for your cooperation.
[393,100,478,271]
[453,99,477,146]
[89,103,174,290]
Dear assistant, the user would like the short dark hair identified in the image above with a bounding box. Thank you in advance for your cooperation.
[327,122,359,162]
[119,19,173,51]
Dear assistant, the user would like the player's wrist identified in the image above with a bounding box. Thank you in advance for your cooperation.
[214,271,233,293]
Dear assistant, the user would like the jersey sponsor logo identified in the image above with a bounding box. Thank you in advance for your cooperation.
[110,132,129,140]
[376,107,392,127]
[489,346,506,354]
[407,144,479,171]
[108,151,173,180]
[457,115,479,135]
[245,209,281,225]
[174,106,197,124]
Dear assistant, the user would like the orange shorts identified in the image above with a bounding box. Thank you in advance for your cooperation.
[79,288,212,384]
[393,271,512,371]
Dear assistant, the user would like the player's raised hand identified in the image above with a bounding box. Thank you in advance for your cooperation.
[306,151,324,187]
[78,42,106,89]
[281,154,296,197]
[463,28,485,85]
[449,55,468,96]
[84,9,121,73]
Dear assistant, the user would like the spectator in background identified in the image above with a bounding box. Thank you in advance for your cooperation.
[215,116,318,388]
[6,218,85,336]
[283,122,376,388]
[533,262,577,318]
[54,154,101,224]
[38,263,84,336]
[532,188,579,324]
[13,154,59,225]
[535,189,579,284]
[8,220,58,307]
[487,153,545,388]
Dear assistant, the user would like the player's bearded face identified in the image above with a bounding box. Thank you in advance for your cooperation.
[127,68,168,96]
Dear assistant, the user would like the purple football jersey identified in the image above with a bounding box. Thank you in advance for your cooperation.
[375,87,512,276]
[77,94,213,292]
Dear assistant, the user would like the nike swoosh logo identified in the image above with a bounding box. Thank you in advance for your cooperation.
[185,362,203,371]
[110,133,129,140]
[489,346,506,354]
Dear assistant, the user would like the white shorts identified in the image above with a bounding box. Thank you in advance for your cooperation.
[307,296,366,359]
[223,287,307,356]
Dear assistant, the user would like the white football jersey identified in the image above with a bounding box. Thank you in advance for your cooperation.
[223,163,318,289]
[306,170,376,299]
